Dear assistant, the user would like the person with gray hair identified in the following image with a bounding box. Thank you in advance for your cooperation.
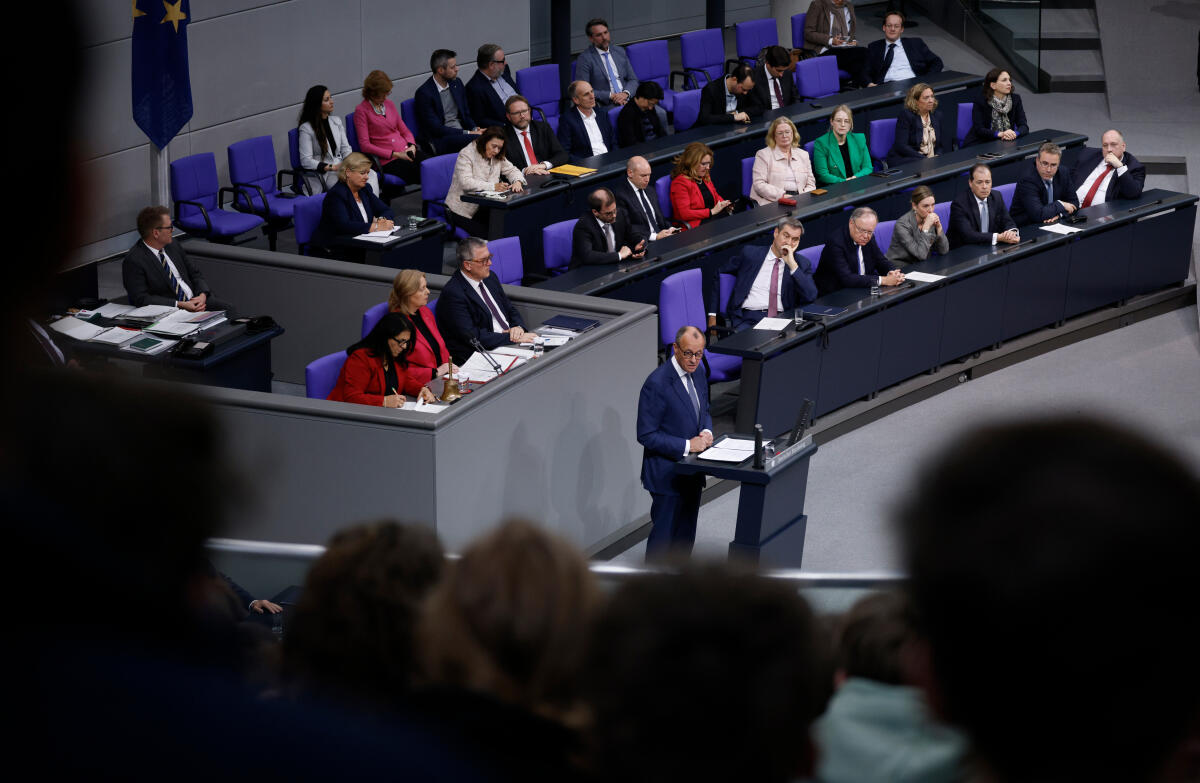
[636,324,713,560]
[1011,141,1078,226]
[465,42,519,130]
[434,236,535,364]
[815,206,904,295]
[1070,129,1146,207]
[714,216,818,330]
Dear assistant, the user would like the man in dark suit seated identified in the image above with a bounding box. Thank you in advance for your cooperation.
[613,156,680,242]
[570,187,646,269]
[814,207,905,295]
[636,325,713,560]
[502,95,567,176]
[414,49,482,155]
[616,82,667,147]
[713,216,818,331]
[697,63,757,127]
[435,237,537,364]
[1071,129,1146,208]
[1011,142,1079,227]
[949,164,1020,248]
[557,80,616,159]
[122,205,225,311]
[866,11,944,86]
[465,43,519,131]
[748,46,798,115]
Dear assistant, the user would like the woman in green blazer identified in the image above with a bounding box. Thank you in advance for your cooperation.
[812,104,873,186]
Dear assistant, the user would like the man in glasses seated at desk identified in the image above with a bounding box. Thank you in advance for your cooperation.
[814,207,905,295]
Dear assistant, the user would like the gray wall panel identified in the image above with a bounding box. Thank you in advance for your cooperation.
[80,146,158,248]
[81,39,148,159]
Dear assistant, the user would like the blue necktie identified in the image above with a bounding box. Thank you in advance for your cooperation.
[1046,180,1053,204]
[158,250,186,301]
[602,51,622,94]
[685,372,701,423]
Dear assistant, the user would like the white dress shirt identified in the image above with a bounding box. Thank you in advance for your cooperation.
[742,247,786,312]
[1074,157,1129,205]
[142,241,193,300]
[881,38,915,82]
[628,178,662,240]
[578,108,609,155]
[974,195,998,245]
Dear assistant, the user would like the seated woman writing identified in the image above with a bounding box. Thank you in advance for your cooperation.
[311,152,394,259]
[328,312,436,407]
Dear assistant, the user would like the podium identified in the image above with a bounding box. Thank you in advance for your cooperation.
[675,438,818,568]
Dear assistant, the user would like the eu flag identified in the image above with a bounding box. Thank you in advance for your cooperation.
[132,0,193,149]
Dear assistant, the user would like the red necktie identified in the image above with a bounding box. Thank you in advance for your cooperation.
[767,258,782,317]
[1081,165,1113,208]
[521,131,538,166]
[772,77,784,108]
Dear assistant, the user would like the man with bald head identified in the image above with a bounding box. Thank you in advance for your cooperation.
[613,156,679,242]
[557,80,616,159]
[1070,129,1146,207]
[637,326,714,560]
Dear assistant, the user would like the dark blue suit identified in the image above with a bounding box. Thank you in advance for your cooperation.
[719,243,818,329]
[1011,158,1079,226]
[814,222,895,295]
[889,108,946,167]
[414,76,477,155]
[866,37,944,84]
[637,357,712,558]
[1069,148,1146,204]
[465,69,518,131]
[434,269,526,364]
[311,181,394,251]
[556,107,615,160]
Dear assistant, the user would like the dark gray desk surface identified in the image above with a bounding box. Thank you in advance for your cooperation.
[536,128,1087,299]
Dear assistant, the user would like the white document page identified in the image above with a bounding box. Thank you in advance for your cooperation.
[752,317,793,331]
[903,270,946,283]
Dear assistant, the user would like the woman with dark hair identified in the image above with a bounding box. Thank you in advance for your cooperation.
[890,82,945,166]
[388,269,457,382]
[962,67,1029,148]
[669,142,733,229]
[352,69,423,184]
[328,312,435,407]
[298,84,378,195]
[887,184,948,265]
[443,127,525,239]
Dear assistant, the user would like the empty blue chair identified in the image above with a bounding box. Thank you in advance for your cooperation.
[516,64,562,132]
[292,193,326,256]
[791,13,807,49]
[655,175,673,222]
[227,135,301,250]
[659,269,742,383]
[934,202,951,236]
[803,140,816,159]
[995,182,1016,210]
[627,40,679,111]
[306,351,346,399]
[400,99,418,141]
[680,28,725,88]
[868,118,897,170]
[490,235,524,286]
[955,102,973,149]
[169,152,265,242]
[543,219,577,276]
[799,243,824,272]
[736,18,779,66]
[794,56,840,99]
[608,105,623,144]
[673,89,702,132]
[287,127,318,195]
[361,301,389,339]
[420,153,459,224]
[873,219,896,256]
[741,156,755,200]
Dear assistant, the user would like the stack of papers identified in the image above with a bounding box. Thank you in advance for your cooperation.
[903,270,945,283]
[49,317,140,345]
[698,437,772,463]
[1041,223,1082,235]
[457,350,527,382]
[145,309,226,338]
[120,304,177,324]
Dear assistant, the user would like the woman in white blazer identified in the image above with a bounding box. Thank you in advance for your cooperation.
[751,117,816,206]
[298,84,379,196]
[444,127,526,239]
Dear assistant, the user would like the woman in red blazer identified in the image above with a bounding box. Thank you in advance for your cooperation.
[353,69,423,184]
[328,312,436,407]
[669,142,734,229]
[388,269,458,382]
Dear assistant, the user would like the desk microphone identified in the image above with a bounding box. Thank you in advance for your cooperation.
[469,337,504,374]
[753,424,764,469]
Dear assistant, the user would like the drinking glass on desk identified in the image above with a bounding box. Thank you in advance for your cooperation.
[793,310,804,330]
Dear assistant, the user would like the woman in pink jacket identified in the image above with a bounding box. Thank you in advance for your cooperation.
[353,70,423,184]
[751,117,816,206]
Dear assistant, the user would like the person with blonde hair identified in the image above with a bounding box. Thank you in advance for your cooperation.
[387,269,456,382]
[751,116,816,206]
[890,82,944,166]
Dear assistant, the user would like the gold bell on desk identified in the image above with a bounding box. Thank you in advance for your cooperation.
[439,364,462,402]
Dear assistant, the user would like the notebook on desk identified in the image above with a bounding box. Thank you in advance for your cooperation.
[799,304,846,318]
[541,314,600,333]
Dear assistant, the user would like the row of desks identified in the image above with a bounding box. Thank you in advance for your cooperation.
[536,128,1088,303]
[464,71,984,271]
[706,189,1197,433]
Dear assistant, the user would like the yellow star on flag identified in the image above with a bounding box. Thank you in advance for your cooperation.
[132,0,145,18]
[161,0,186,33]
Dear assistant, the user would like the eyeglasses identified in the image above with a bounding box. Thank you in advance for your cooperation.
[156,223,173,231]
[678,349,704,359]
[468,255,494,266]
[389,337,410,348]
[507,107,531,116]
[851,221,875,236]
[492,58,506,64]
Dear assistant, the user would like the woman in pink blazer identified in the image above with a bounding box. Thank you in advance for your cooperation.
[751,117,816,206]
[669,142,733,229]
[353,69,423,184]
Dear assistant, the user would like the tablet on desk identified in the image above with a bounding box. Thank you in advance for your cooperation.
[800,304,846,318]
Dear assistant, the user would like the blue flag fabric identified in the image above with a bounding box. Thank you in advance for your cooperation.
[132,0,193,149]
